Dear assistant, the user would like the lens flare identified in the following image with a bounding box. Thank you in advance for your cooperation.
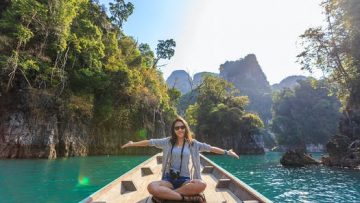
[138,129,147,139]
[78,176,90,186]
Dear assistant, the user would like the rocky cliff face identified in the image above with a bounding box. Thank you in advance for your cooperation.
[168,55,273,123]
[166,70,192,94]
[234,133,265,154]
[169,55,272,152]
[317,79,360,168]
[88,109,168,156]
[200,130,264,155]
[193,72,219,87]
[280,149,320,167]
[271,75,307,91]
[219,54,272,124]
[322,110,360,168]
[218,54,274,150]
[0,88,168,159]
[166,71,219,95]
[0,89,89,159]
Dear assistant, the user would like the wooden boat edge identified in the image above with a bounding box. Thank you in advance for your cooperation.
[200,154,273,203]
[79,154,158,203]
[79,153,273,203]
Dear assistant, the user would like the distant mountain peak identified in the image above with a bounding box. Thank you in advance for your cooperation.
[171,70,188,74]
[272,75,307,91]
[166,70,219,94]
[166,70,192,94]
[219,54,272,122]
[244,53,257,63]
[220,54,270,89]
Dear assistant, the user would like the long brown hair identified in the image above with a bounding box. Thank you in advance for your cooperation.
[170,116,193,145]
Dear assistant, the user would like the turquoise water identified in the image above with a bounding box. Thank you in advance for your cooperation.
[0,152,359,202]
[208,152,360,202]
[0,156,149,202]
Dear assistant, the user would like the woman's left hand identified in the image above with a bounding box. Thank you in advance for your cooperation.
[228,149,240,159]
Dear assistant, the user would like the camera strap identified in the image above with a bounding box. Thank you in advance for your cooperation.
[170,140,186,175]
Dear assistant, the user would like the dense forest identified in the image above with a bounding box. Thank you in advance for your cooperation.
[0,0,264,158]
[185,75,264,154]
[271,78,341,150]
[219,54,272,124]
[0,0,178,158]
[1,0,359,166]
[297,0,360,167]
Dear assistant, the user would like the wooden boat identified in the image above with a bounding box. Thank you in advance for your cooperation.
[80,153,272,203]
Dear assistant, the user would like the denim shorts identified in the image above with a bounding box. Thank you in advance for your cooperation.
[162,173,190,189]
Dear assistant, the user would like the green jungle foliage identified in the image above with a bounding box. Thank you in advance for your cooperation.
[0,0,177,141]
[177,90,198,116]
[297,0,360,110]
[185,75,264,143]
[271,79,341,148]
[219,55,273,124]
[176,72,217,116]
[297,0,360,151]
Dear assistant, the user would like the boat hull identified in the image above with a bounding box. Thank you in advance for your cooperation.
[80,153,272,203]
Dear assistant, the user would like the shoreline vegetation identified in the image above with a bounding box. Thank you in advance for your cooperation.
[0,0,264,159]
[1,0,360,169]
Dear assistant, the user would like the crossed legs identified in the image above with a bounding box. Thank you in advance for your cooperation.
[147,179,206,200]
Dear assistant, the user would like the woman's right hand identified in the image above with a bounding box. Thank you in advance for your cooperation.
[121,141,133,148]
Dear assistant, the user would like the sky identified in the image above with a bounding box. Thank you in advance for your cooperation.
[100,0,325,84]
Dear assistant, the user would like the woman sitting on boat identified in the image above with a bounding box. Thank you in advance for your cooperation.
[121,116,239,202]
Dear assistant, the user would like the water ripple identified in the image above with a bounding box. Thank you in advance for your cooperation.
[207,152,360,203]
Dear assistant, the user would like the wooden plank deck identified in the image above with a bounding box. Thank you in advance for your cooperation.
[80,153,272,203]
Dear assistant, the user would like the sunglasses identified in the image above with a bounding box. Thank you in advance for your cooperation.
[174,125,186,131]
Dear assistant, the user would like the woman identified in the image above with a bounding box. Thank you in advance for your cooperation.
[121,117,239,202]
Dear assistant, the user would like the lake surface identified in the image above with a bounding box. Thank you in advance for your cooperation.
[0,155,149,202]
[208,152,360,202]
[0,152,359,202]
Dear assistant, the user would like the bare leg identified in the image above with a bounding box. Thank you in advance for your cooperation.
[174,179,207,195]
[147,180,182,200]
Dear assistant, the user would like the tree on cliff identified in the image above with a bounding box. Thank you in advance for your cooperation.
[297,0,360,112]
[297,0,360,167]
[219,55,272,124]
[153,39,176,68]
[185,75,264,154]
[0,0,177,157]
[109,0,134,28]
[271,78,341,150]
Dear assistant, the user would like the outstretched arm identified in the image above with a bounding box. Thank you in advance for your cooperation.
[121,140,150,148]
[210,146,240,159]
